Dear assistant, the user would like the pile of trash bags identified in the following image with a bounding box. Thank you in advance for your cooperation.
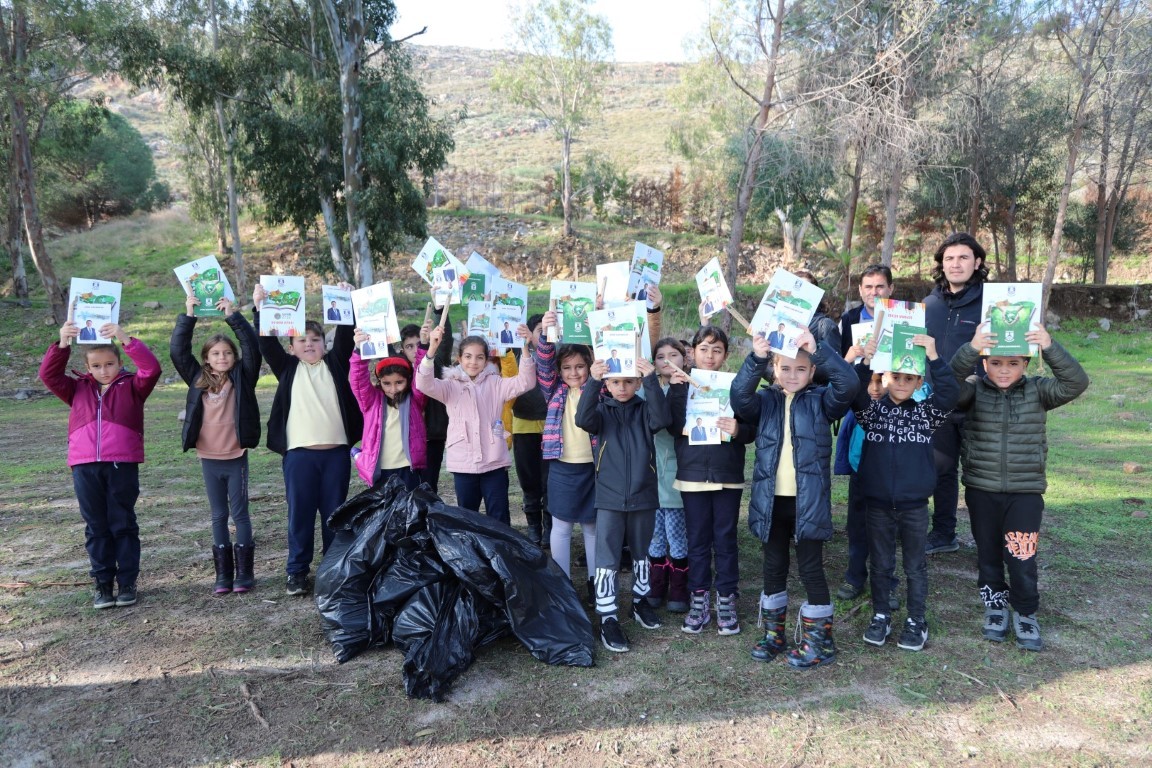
[315,476,596,701]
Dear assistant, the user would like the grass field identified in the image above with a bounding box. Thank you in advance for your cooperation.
[1,211,1151,766]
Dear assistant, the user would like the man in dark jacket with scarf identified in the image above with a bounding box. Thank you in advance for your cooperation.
[923,232,989,554]
[576,359,670,654]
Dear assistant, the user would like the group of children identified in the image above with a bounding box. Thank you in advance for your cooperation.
[40,271,1088,664]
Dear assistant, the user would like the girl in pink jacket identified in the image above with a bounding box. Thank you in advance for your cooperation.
[416,325,534,524]
[39,319,161,610]
[349,329,427,490]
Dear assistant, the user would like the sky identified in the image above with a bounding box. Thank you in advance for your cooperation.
[390,0,712,63]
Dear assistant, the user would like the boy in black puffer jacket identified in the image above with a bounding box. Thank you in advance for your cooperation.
[951,324,1088,651]
[576,358,670,654]
[852,333,958,653]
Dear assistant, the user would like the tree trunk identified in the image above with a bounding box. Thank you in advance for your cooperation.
[561,128,573,237]
[6,151,29,305]
[208,0,246,297]
[1004,199,1018,281]
[1092,77,1112,284]
[724,0,787,307]
[3,2,65,323]
[319,192,351,281]
[880,162,902,267]
[840,148,863,257]
[1043,0,1116,315]
[320,0,372,286]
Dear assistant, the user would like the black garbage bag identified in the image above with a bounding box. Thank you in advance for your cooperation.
[392,580,489,701]
[426,503,595,668]
[368,534,451,645]
[315,476,412,663]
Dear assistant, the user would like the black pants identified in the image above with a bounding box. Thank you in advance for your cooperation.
[866,503,929,619]
[73,462,140,585]
[929,414,963,541]
[966,488,1043,615]
[761,496,829,606]
[421,439,446,495]
[513,433,550,536]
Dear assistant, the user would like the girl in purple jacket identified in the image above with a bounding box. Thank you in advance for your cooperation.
[350,329,427,490]
[39,318,161,610]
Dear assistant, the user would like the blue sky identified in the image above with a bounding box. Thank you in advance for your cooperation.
[391,0,711,63]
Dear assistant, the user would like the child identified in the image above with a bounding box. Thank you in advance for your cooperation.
[666,326,755,635]
[512,314,551,547]
[833,366,882,602]
[399,306,453,494]
[255,282,363,597]
[170,296,262,595]
[730,329,856,668]
[534,315,597,595]
[40,315,161,608]
[575,358,670,652]
[952,325,1088,650]
[350,331,427,491]
[647,337,691,613]
[852,335,958,651]
[416,325,535,524]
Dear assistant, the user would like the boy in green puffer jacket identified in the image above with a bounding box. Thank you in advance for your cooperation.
[951,324,1088,651]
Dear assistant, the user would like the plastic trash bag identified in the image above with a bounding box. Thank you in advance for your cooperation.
[314,479,595,699]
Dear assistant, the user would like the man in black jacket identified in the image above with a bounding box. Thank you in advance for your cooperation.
[839,264,893,358]
[923,232,989,554]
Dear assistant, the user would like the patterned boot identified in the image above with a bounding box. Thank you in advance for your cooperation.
[786,602,837,669]
[750,591,787,661]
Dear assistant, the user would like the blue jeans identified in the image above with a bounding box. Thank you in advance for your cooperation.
[283,447,350,576]
[867,503,929,619]
[72,462,140,586]
[453,468,510,525]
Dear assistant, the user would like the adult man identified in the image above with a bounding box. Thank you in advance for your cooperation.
[607,348,622,373]
[499,321,515,345]
[767,323,786,351]
[79,320,99,341]
[327,301,342,322]
[923,232,989,555]
[839,264,893,357]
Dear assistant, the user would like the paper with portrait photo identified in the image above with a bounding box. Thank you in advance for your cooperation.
[467,300,494,340]
[695,257,733,319]
[491,302,524,353]
[627,242,663,308]
[350,282,401,359]
[413,237,468,306]
[849,322,874,363]
[597,330,637,378]
[322,285,354,325]
[684,370,735,444]
[490,277,528,312]
[258,275,306,337]
[685,397,721,445]
[68,278,122,344]
[174,256,236,318]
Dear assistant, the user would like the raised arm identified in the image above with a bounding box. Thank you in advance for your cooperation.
[169,314,201,386]
[731,351,767,425]
[227,311,262,382]
[813,342,857,420]
[573,372,603,434]
[123,337,163,399]
[1036,337,1089,410]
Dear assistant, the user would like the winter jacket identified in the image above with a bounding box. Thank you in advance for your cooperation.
[574,373,671,512]
[169,312,262,452]
[533,339,599,461]
[852,357,958,510]
[666,379,755,486]
[951,340,1089,494]
[256,312,363,455]
[925,282,984,379]
[349,349,428,485]
[838,303,873,358]
[39,338,162,466]
[833,408,862,476]
[419,306,454,442]
[730,343,857,543]
[416,351,535,474]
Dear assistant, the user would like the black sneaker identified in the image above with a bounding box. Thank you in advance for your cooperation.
[897,617,929,651]
[863,613,891,646]
[93,581,115,610]
[600,616,630,653]
[925,536,959,554]
[835,582,863,601]
[631,600,663,630]
[115,583,137,607]
[286,573,311,596]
